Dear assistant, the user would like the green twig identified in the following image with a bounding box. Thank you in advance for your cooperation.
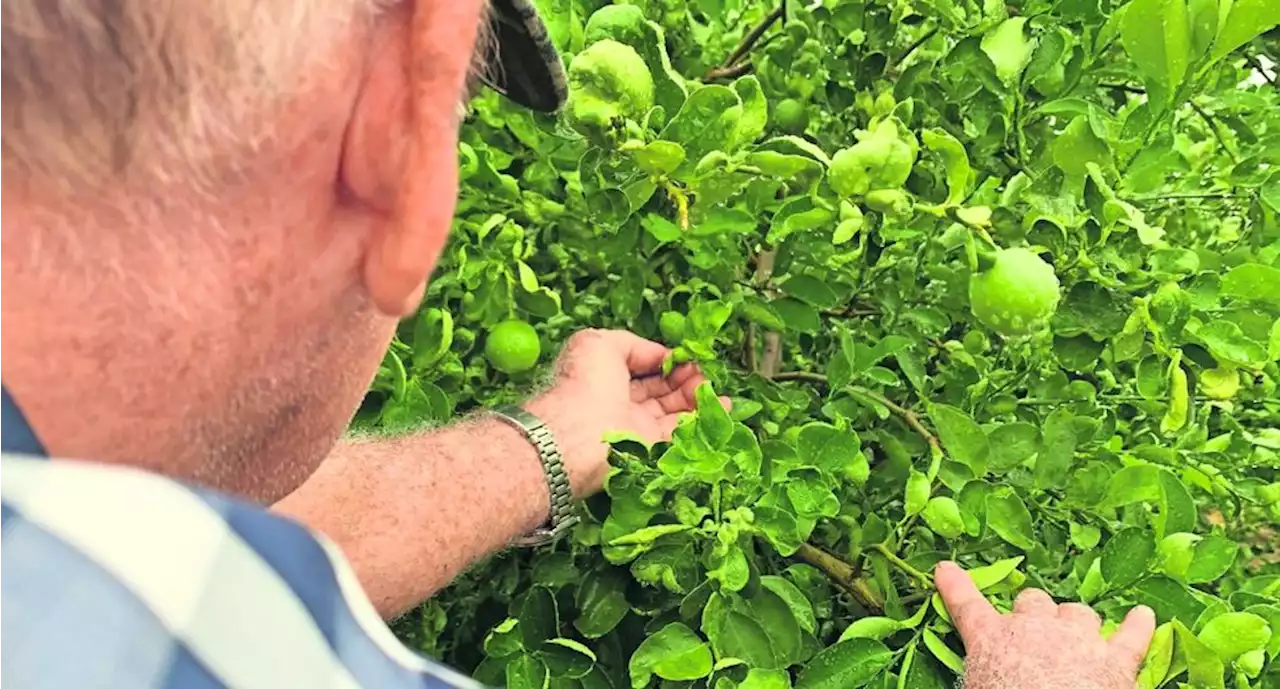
[873,543,934,586]
[1189,101,1241,164]
[891,26,938,70]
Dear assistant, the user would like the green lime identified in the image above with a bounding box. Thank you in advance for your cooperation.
[484,320,540,374]
[772,98,809,134]
[659,311,686,344]
[968,247,1061,337]
[1200,367,1239,400]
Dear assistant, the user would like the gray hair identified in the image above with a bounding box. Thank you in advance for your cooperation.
[2,1,386,195]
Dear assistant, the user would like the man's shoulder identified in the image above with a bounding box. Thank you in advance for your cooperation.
[0,454,480,689]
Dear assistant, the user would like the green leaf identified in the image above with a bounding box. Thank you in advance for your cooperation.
[796,423,867,484]
[629,623,714,688]
[929,404,990,474]
[781,275,841,309]
[980,18,1036,85]
[838,604,927,642]
[967,557,1026,590]
[921,629,965,675]
[1101,527,1156,589]
[507,653,550,689]
[1172,620,1226,689]
[1121,0,1192,104]
[921,128,971,205]
[1052,116,1112,177]
[984,489,1037,550]
[632,141,686,176]
[1137,623,1176,689]
[732,76,769,148]
[1197,612,1271,661]
[703,594,778,669]
[739,669,792,689]
[519,587,559,649]
[988,423,1040,472]
[661,86,743,176]
[1133,576,1208,625]
[576,570,631,638]
[1034,409,1077,490]
[1196,321,1269,366]
[762,575,818,635]
[1185,533,1238,584]
[795,639,894,689]
[1209,0,1280,63]
[1213,262,1280,306]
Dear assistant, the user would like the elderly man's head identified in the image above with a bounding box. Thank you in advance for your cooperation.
[1,0,515,501]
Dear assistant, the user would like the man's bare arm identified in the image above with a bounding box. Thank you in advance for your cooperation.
[273,330,716,618]
[273,415,548,617]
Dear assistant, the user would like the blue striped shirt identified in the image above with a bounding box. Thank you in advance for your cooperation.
[1,391,478,688]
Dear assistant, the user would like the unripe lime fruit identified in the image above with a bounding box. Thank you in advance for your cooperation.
[968,247,1061,337]
[1200,367,1240,400]
[772,98,809,134]
[484,320,540,374]
[565,40,655,140]
[583,4,647,47]
[659,311,686,344]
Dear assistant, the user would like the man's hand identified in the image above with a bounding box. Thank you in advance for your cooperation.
[935,560,1157,689]
[527,329,726,497]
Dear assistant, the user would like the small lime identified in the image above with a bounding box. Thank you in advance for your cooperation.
[772,98,809,134]
[969,247,1061,337]
[484,320,541,374]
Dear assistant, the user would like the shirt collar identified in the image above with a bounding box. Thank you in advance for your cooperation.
[2,386,48,457]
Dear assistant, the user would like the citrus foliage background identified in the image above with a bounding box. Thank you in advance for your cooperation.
[365,1,1280,687]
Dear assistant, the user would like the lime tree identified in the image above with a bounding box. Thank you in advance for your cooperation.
[484,320,540,374]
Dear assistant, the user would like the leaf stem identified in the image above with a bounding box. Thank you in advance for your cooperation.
[873,543,933,586]
[661,180,690,230]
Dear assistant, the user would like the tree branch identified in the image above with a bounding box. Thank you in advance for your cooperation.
[755,248,782,378]
[720,3,786,69]
[891,26,938,70]
[795,543,883,611]
[704,61,755,81]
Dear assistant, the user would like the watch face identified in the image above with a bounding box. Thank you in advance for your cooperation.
[482,0,568,112]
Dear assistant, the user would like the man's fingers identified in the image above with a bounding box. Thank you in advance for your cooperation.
[1058,602,1101,630]
[1109,605,1157,672]
[629,364,704,404]
[1012,588,1058,617]
[935,561,999,643]
[612,331,671,376]
[569,329,670,377]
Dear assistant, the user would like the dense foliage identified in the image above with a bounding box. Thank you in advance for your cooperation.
[366,1,1280,687]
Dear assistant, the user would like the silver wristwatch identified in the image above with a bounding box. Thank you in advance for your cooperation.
[492,405,579,547]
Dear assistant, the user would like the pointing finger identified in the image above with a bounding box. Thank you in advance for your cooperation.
[1109,605,1157,674]
[934,561,999,644]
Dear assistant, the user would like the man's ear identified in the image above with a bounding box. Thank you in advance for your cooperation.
[340,2,482,318]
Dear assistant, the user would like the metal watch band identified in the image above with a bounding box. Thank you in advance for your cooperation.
[492,405,579,547]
